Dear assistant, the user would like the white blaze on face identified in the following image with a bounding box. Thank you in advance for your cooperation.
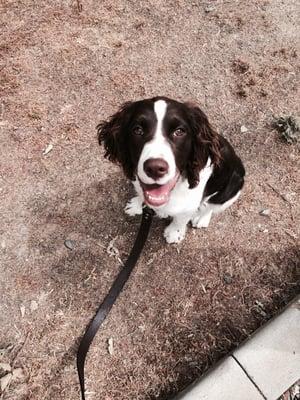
[137,100,177,185]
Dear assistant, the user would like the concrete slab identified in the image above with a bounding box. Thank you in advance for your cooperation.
[233,296,300,400]
[173,357,264,400]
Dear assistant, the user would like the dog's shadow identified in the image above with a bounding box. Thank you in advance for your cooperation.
[28,172,169,397]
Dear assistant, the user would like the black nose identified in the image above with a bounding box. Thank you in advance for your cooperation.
[144,158,169,180]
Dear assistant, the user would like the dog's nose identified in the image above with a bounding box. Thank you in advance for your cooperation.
[144,158,169,180]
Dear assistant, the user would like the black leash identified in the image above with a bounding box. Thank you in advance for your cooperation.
[77,206,154,400]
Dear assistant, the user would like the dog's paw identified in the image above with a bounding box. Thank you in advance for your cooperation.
[191,212,212,228]
[125,197,143,216]
[164,223,186,244]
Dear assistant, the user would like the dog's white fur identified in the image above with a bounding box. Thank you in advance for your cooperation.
[125,99,240,244]
[137,100,176,185]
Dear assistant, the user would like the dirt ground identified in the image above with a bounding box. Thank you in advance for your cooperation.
[0,1,299,399]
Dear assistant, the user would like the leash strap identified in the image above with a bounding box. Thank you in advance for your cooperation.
[77,206,154,400]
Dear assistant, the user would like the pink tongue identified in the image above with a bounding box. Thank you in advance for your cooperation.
[144,180,175,207]
[147,185,170,196]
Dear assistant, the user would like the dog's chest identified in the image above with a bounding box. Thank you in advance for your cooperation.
[154,163,213,218]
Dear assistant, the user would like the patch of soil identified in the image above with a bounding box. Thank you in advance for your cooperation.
[0,1,299,400]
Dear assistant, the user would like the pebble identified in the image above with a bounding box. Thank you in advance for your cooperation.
[223,272,233,284]
[240,125,248,133]
[259,208,271,216]
[204,5,215,13]
[64,239,76,250]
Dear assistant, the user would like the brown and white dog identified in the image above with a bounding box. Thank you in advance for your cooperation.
[98,97,245,243]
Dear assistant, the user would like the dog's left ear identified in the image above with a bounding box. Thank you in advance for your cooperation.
[185,103,221,189]
[97,102,134,179]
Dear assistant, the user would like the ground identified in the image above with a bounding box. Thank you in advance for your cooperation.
[0,1,299,399]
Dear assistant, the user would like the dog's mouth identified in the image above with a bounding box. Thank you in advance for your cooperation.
[139,174,179,207]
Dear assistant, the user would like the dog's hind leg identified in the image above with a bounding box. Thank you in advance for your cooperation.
[191,210,212,228]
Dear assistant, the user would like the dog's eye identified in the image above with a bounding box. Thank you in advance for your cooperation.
[132,126,144,136]
[172,128,186,138]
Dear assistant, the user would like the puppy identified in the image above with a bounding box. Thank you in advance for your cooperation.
[97,97,245,243]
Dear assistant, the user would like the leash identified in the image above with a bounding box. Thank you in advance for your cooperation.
[77,206,154,400]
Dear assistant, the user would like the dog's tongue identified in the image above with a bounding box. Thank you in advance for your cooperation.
[143,177,177,207]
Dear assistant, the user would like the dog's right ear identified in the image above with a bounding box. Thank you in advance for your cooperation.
[97,101,133,164]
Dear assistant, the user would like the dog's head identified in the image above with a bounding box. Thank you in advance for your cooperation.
[97,97,220,207]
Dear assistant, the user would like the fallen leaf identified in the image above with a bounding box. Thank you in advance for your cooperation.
[64,239,76,250]
[259,208,271,216]
[12,367,25,380]
[0,362,12,372]
[107,338,114,355]
[42,143,53,155]
[30,300,39,312]
[0,373,12,392]
[20,305,26,317]
[106,238,123,265]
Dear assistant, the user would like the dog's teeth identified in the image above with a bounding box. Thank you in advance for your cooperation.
[148,194,167,202]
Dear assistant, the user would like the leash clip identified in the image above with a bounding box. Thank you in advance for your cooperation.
[143,205,155,219]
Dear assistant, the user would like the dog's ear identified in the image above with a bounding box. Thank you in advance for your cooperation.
[185,103,221,189]
[97,102,134,179]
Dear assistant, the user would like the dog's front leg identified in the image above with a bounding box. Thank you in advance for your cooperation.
[125,196,143,216]
[164,214,191,244]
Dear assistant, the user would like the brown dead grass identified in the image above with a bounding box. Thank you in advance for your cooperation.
[0,1,299,400]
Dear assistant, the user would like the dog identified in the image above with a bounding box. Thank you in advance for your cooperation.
[97,97,245,244]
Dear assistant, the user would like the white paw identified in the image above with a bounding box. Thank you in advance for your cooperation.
[164,223,186,244]
[191,212,212,228]
[124,197,143,216]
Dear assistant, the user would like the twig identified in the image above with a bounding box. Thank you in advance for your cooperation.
[266,182,290,204]
[11,332,30,367]
[76,0,83,12]
[284,229,298,240]
[0,334,29,399]
[0,103,4,120]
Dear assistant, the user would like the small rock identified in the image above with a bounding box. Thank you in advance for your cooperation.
[259,208,271,216]
[30,300,39,312]
[240,125,248,133]
[204,5,215,13]
[0,373,12,392]
[223,272,233,284]
[64,239,76,250]
[42,143,53,155]
[258,224,268,233]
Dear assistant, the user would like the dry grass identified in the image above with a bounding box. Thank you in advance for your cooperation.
[0,1,299,399]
